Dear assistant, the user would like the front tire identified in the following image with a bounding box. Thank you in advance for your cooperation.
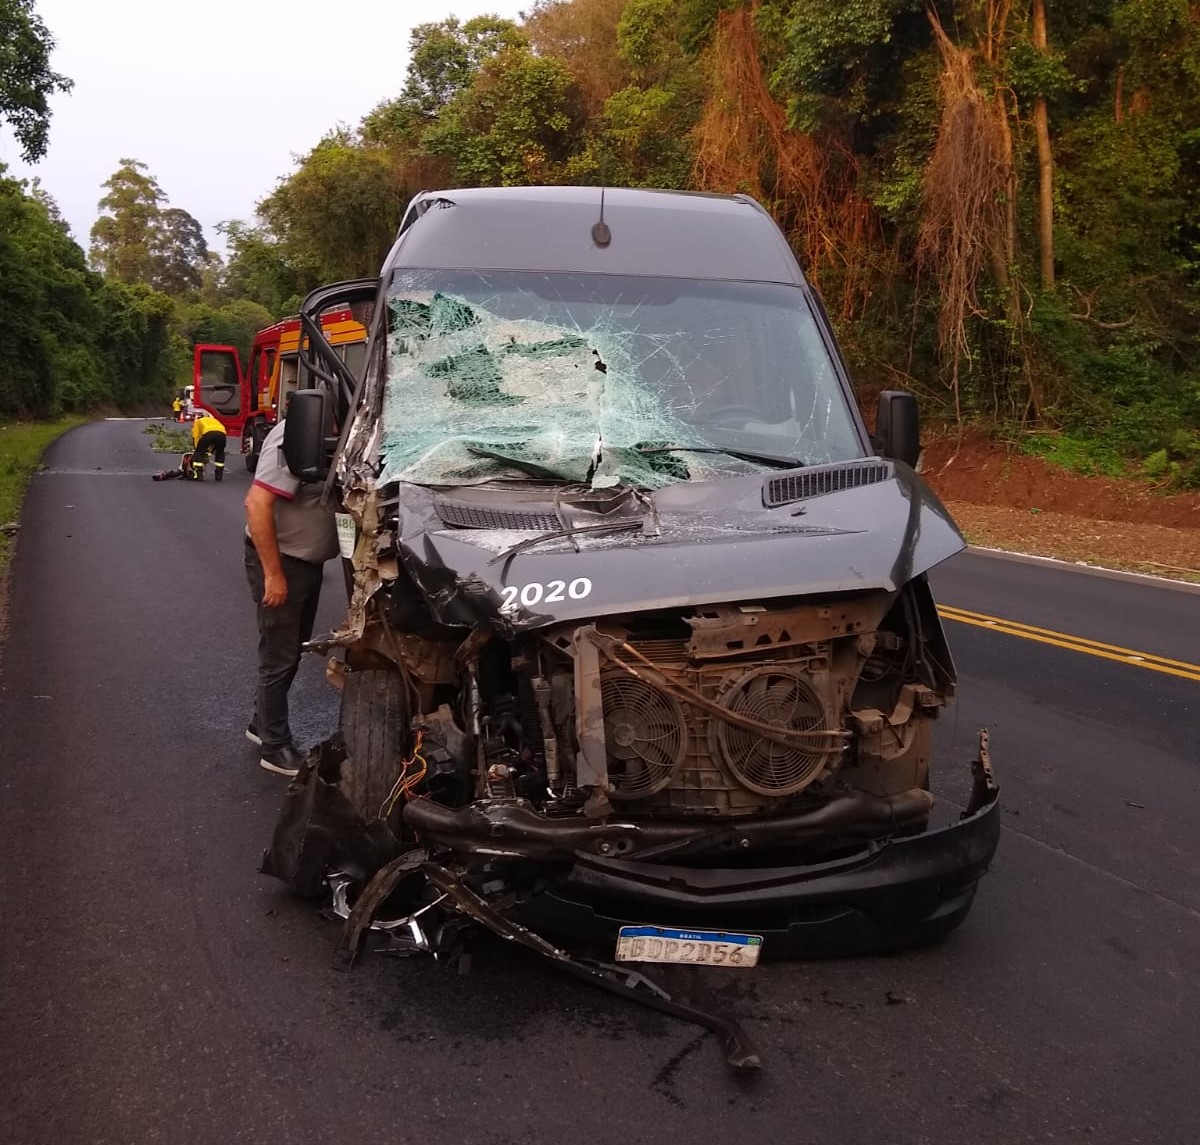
[243,421,264,472]
[338,669,411,825]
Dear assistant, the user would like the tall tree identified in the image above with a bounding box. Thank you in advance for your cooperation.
[0,166,177,416]
[422,47,581,186]
[89,160,211,296]
[362,16,528,147]
[258,131,406,284]
[216,220,299,316]
[154,207,210,295]
[0,0,72,162]
[0,165,94,413]
[89,159,167,284]
[1031,0,1056,290]
[565,0,701,188]
[401,16,528,119]
[525,0,632,118]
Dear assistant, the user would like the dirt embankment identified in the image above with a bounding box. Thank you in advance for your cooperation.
[918,432,1200,581]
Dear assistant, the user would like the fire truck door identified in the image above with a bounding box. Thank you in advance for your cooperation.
[192,345,245,428]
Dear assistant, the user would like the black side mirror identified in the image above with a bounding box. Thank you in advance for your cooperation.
[875,390,921,468]
[282,390,329,482]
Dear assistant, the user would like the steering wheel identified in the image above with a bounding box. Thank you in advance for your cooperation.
[704,405,763,426]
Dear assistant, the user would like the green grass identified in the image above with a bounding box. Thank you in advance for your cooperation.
[1019,431,1130,478]
[0,416,88,573]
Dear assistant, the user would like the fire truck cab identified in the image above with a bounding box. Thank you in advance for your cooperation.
[192,308,368,470]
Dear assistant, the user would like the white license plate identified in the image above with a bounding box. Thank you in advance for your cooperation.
[615,926,763,968]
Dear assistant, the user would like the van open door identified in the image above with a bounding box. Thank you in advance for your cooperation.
[192,345,247,433]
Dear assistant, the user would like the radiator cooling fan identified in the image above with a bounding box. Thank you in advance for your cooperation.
[601,673,686,799]
[714,667,830,795]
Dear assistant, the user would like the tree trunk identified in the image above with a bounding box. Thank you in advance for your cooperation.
[991,88,1018,302]
[1032,0,1055,290]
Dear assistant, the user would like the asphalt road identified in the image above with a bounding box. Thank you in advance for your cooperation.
[2,419,1198,1145]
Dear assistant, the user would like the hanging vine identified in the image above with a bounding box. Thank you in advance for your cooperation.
[690,2,880,319]
[917,3,1026,420]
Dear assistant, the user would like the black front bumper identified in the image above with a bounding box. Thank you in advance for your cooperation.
[519,791,1001,959]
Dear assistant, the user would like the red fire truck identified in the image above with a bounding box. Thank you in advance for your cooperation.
[192,308,368,470]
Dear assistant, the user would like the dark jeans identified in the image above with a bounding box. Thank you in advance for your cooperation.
[244,539,325,751]
[193,430,226,471]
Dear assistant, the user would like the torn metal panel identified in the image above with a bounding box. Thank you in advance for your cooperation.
[684,596,894,660]
[967,727,999,817]
[305,485,386,655]
[330,850,431,970]
[572,625,610,799]
[259,739,406,899]
[419,863,763,1072]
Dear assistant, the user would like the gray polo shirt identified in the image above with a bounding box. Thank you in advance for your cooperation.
[247,420,340,564]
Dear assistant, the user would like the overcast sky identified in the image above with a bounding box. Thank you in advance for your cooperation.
[1,0,530,252]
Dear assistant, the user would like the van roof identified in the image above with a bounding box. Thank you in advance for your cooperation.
[387,186,805,285]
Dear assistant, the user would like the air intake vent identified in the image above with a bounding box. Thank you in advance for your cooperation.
[434,499,561,532]
[763,460,893,508]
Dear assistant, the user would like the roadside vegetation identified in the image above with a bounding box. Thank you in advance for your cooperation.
[0,417,85,571]
[2,0,1198,489]
[143,422,192,453]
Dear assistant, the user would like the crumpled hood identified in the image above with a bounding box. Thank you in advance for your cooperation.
[387,461,964,631]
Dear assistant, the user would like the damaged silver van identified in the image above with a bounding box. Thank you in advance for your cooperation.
[268,187,999,984]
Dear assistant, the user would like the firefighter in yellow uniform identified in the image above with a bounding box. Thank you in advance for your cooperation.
[190,413,228,481]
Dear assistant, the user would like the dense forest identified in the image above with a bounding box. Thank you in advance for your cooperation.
[2,0,1198,483]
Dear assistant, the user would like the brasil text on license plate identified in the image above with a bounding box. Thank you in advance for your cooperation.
[615,926,763,968]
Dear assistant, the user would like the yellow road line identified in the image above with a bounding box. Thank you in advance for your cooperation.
[936,605,1200,684]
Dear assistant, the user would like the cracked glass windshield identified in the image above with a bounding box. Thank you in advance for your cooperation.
[379,271,861,489]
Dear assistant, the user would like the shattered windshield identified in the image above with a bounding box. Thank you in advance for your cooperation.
[379,271,862,489]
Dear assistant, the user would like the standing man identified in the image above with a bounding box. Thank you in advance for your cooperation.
[190,412,228,481]
[243,419,339,776]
